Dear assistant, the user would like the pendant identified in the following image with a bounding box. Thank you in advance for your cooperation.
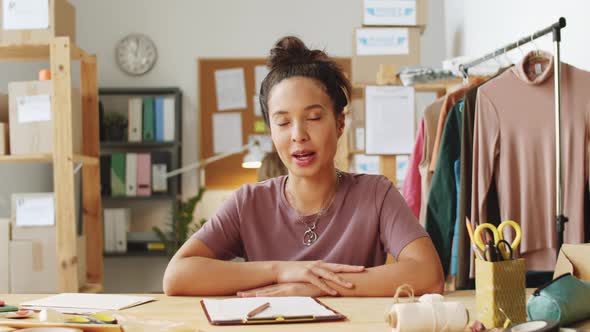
[303,228,318,246]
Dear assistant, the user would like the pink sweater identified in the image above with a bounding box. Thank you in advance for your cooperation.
[471,51,589,270]
[402,119,425,217]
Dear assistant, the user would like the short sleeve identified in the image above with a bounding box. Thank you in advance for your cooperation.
[377,176,429,259]
[192,187,244,260]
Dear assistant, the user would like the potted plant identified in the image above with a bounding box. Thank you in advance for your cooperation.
[153,187,207,257]
[102,112,128,141]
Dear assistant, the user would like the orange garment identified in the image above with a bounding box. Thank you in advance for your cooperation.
[429,78,485,173]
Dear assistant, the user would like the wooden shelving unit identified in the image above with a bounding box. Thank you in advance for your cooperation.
[0,37,102,292]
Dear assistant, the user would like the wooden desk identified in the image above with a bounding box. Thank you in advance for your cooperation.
[1,292,589,331]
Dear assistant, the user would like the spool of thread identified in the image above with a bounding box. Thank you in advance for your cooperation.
[39,69,51,81]
[385,295,469,332]
[505,320,559,332]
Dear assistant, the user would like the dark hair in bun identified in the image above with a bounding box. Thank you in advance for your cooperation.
[259,36,351,126]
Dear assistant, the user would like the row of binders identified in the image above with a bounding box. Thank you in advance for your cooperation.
[100,152,171,197]
[128,96,176,142]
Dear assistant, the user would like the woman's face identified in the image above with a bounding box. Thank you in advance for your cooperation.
[267,76,344,178]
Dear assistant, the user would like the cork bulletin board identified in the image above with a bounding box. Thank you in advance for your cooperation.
[198,58,351,189]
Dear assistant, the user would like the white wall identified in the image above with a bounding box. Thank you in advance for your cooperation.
[445,0,590,70]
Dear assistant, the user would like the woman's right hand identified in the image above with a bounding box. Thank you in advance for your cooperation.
[273,261,365,295]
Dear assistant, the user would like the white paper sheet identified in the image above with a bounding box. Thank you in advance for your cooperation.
[355,127,365,150]
[254,65,270,95]
[248,134,273,153]
[15,194,54,227]
[215,68,247,111]
[202,297,336,321]
[213,112,243,154]
[253,95,262,117]
[365,86,415,155]
[17,94,51,123]
[20,293,154,314]
[352,154,380,175]
[364,0,417,26]
[356,28,409,56]
[3,0,49,30]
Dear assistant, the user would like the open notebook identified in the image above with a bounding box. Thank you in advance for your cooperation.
[201,297,346,325]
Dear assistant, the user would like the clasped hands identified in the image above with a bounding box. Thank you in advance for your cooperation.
[237,260,365,297]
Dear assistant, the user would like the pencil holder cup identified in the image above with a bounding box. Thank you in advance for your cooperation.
[475,258,526,328]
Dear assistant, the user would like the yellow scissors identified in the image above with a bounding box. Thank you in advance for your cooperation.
[474,220,522,260]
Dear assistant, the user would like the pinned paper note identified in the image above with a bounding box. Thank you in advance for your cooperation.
[215,68,247,111]
[254,120,267,133]
[17,94,51,123]
[364,0,417,26]
[255,65,270,95]
[356,28,410,56]
[355,127,365,151]
[353,154,380,175]
[15,194,54,227]
[253,95,263,117]
[213,112,243,154]
[3,0,50,30]
[249,135,273,153]
[365,86,415,154]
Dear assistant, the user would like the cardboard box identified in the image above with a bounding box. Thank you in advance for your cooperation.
[0,0,76,45]
[363,0,427,27]
[553,243,590,281]
[352,27,421,85]
[8,80,82,155]
[0,218,9,293]
[0,122,7,155]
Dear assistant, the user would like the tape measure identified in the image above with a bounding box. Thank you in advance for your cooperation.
[505,320,559,332]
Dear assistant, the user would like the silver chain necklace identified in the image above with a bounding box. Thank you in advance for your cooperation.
[286,170,342,246]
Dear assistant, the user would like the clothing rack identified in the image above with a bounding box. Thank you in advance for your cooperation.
[460,18,568,256]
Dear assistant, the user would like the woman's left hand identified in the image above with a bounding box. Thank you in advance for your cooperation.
[237,283,329,297]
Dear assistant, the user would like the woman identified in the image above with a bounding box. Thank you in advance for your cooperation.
[163,36,444,297]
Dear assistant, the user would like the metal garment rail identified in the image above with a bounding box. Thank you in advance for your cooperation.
[460,17,568,256]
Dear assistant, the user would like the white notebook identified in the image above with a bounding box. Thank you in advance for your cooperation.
[201,297,345,325]
[20,293,154,314]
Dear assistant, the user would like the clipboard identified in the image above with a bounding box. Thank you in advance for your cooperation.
[200,297,346,325]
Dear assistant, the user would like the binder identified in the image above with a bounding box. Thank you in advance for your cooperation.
[99,155,111,196]
[142,96,155,141]
[103,209,115,253]
[200,297,346,326]
[110,152,126,196]
[154,97,164,142]
[125,153,137,196]
[128,97,142,142]
[114,209,129,253]
[151,151,170,193]
[163,96,175,141]
[136,153,152,196]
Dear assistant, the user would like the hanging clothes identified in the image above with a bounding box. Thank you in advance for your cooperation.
[455,69,509,289]
[471,51,590,271]
[402,119,425,218]
[418,98,443,225]
[426,100,464,275]
[429,78,485,173]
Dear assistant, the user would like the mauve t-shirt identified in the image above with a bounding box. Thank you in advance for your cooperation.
[193,172,428,267]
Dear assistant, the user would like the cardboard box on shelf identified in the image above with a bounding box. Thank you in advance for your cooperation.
[363,0,427,27]
[0,122,7,155]
[0,0,76,45]
[0,218,9,293]
[352,27,421,85]
[8,80,82,155]
[347,91,366,153]
[553,243,590,281]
